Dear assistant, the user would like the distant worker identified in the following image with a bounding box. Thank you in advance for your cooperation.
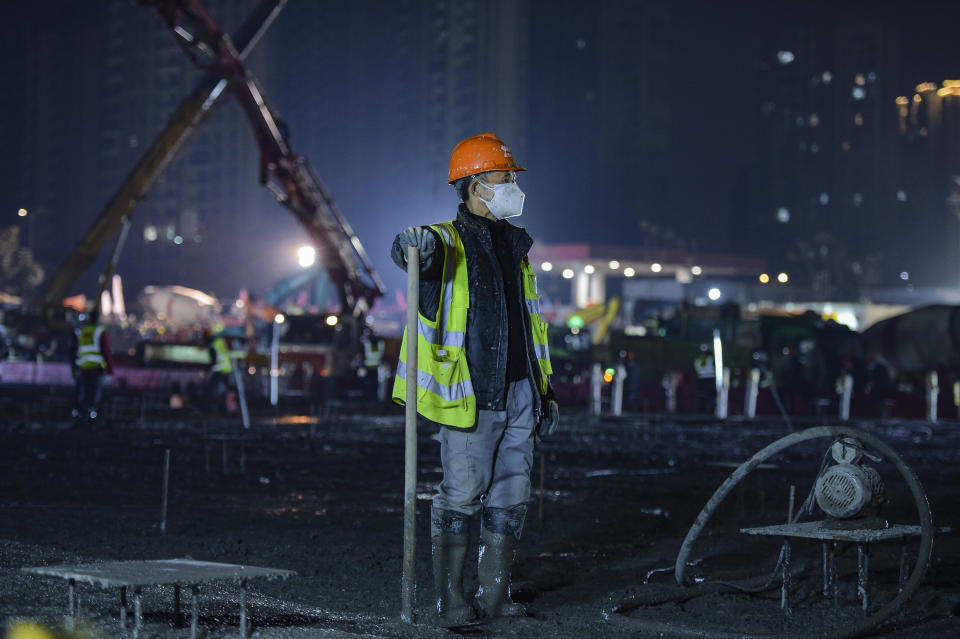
[694,343,715,414]
[206,325,233,413]
[70,308,114,421]
[391,132,559,626]
[361,331,385,400]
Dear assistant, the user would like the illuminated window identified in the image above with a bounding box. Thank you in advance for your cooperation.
[777,207,790,223]
[852,86,866,100]
[854,73,866,86]
[896,190,907,202]
[777,50,795,64]
[144,226,158,242]
[852,192,863,207]
[854,113,863,126]
[819,192,830,205]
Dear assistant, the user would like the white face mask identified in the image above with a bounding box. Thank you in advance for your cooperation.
[477,179,525,219]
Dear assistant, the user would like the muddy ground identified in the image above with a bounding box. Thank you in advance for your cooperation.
[1,396,958,638]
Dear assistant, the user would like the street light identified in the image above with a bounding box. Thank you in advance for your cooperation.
[298,245,316,268]
[708,287,721,301]
[777,272,789,284]
[17,208,27,217]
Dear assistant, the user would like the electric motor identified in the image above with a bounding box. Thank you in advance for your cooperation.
[815,462,885,519]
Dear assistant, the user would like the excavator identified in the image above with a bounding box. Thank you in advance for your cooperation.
[10,0,384,388]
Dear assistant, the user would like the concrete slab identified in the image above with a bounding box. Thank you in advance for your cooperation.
[22,558,295,588]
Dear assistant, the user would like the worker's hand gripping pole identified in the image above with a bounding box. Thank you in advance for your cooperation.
[401,245,419,623]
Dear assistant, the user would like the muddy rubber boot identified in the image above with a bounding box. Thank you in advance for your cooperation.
[475,528,526,618]
[432,533,477,627]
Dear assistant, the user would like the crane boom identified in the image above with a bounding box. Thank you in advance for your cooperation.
[35,0,285,312]
[149,0,385,316]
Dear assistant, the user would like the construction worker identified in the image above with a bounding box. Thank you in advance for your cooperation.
[70,308,113,421]
[361,330,385,400]
[206,324,233,413]
[391,132,559,626]
[694,343,715,414]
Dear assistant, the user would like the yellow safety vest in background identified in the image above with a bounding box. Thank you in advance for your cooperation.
[75,325,106,370]
[393,222,552,429]
[211,337,234,374]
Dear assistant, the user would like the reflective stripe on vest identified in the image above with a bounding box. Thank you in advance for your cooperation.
[212,337,234,374]
[522,260,552,395]
[392,222,552,428]
[76,325,106,370]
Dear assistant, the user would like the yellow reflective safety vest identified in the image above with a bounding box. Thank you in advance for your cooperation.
[211,336,234,374]
[363,339,385,367]
[75,325,106,370]
[393,222,552,429]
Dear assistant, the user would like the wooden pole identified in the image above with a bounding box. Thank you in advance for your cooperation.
[401,245,419,623]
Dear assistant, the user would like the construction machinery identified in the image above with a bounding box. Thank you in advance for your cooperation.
[8,0,385,392]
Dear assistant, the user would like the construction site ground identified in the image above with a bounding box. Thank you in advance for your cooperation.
[1,396,959,638]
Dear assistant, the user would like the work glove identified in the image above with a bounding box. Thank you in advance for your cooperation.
[537,393,560,440]
[391,226,437,271]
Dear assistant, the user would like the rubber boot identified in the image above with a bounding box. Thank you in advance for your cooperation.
[431,533,477,627]
[475,528,526,618]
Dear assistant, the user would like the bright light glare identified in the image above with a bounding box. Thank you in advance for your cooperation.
[608,260,620,270]
[759,273,771,284]
[298,245,316,268]
[584,264,595,274]
[900,271,909,281]
[777,272,789,283]
[707,288,721,301]
[651,263,662,273]
[17,208,27,217]
[274,313,286,324]
[691,265,702,276]
[562,268,575,279]
[541,261,553,272]
[623,267,636,277]
[325,315,339,326]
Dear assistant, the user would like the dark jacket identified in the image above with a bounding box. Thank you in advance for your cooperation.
[392,206,544,420]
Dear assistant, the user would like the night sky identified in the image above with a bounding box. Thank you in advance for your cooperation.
[3,0,960,305]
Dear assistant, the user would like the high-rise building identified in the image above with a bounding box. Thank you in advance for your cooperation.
[894,81,960,286]
[745,20,901,298]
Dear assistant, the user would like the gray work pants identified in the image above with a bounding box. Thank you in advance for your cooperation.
[433,380,535,515]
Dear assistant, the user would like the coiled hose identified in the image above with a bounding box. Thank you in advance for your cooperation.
[605,426,934,639]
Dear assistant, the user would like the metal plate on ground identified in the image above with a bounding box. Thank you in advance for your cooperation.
[740,520,949,542]
[22,558,295,588]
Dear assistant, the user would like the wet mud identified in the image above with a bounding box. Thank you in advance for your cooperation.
[1,407,958,638]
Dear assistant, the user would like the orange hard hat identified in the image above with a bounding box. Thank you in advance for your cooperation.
[448,133,525,184]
